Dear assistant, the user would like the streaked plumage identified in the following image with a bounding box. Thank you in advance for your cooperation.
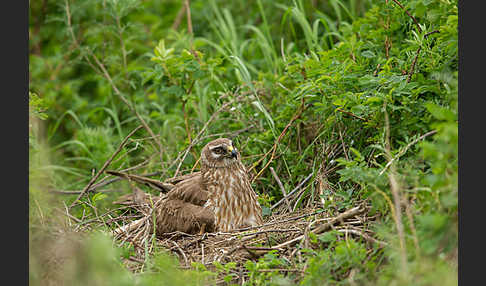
[153,138,263,234]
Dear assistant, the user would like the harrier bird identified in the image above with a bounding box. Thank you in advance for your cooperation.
[115,138,264,236]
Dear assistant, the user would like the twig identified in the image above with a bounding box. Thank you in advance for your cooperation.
[270,173,313,210]
[425,30,440,38]
[232,208,325,232]
[384,105,408,274]
[172,94,245,177]
[55,206,81,223]
[256,269,304,273]
[53,171,162,195]
[407,46,421,83]
[250,103,307,182]
[336,108,366,121]
[336,229,388,247]
[379,130,437,175]
[90,54,164,161]
[271,205,366,249]
[291,186,308,212]
[128,256,145,264]
[390,0,422,33]
[69,125,143,209]
[385,36,391,59]
[270,167,292,212]
[105,170,175,192]
[50,188,122,195]
[118,153,157,173]
[171,240,189,267]
[201,243,205,265]
[407,30,440,83]
[240,228,301,238]
[373,63,381,77]
[338,127,349,161]
[312,205,367,235]
[184,0,193,36]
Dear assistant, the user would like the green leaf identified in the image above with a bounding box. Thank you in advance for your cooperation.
[361,50,376,58]
[318,231,337,243]
[425,102,456,121]
[92,193,108,203]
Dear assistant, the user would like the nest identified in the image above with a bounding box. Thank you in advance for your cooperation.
[112,197,383,283]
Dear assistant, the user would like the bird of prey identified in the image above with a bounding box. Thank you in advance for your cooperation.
[114,138,264,236]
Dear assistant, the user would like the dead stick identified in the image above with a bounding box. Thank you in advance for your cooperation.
[172,95,244,177]
[271,205,366,249]
[232,208,325,232]
[69,125,143,209]
[270,173,313,210]
[105,170,174,192]
[50,188,122,195]
[379,130,437,175]
[336,229,388,246]
[55,171,162,195]
[270,167,292,212]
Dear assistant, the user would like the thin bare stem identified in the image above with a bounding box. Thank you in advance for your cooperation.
[270,167,292,212]
[250,102,307,182]
[69,125,143,209]
[384,105,408,274]
[390,0,422,33]
[184,0,193,36]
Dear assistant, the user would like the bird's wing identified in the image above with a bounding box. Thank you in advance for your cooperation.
[155,199,214,235]
[166,173,208,206]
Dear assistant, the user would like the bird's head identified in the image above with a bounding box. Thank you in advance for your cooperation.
[201,138,239,168]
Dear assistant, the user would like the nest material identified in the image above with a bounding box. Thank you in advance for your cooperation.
[113,199,382,282]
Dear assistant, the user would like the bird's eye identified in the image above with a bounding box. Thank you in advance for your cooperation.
[213,147,224,154]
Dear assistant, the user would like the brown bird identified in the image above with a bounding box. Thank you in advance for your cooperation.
[114,138,264,236]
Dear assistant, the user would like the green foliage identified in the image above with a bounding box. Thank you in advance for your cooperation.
[302,238,377,285]
[245,250,293,285]
[139,251,215,285]
[30,0,457,284]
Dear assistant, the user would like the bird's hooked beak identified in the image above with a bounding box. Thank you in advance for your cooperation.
[227,145,238,159]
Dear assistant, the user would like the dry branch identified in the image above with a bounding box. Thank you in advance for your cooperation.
[270,167,292,212]
[270,173,313,210]
[171,94,246,177]
[105,170,175,192]
[272,205,367,249]
[379,129,437,175]
[69,125,143,209]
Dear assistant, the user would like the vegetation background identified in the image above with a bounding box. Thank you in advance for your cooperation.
[29,0,457,285]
